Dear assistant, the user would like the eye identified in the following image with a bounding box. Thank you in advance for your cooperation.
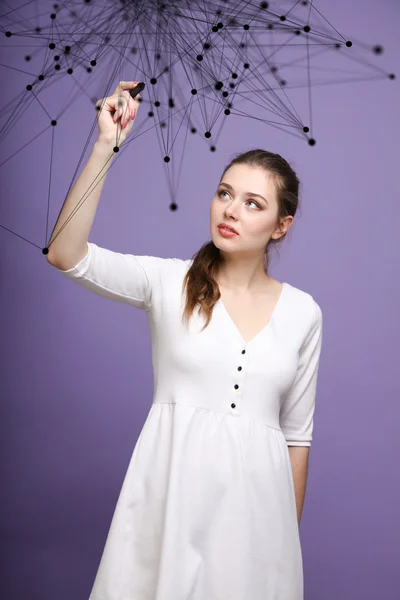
[246,199,261,209]
[219,190,230,199]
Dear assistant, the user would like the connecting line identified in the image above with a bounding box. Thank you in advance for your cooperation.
[46,147,116,249]
[0,224,42,250]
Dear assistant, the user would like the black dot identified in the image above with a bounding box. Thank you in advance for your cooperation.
[67,68,73,74]
[232,73,238,79]
[148,111,154,117]
[38,74,44,81]
[334,43,341,49]
[35,27,41,33]
[5,31,12,37]
[271,66,277,72]
[113,146,119,152]
[260,2,269,8]
[90,60,96,66]
[346,41,352,47]
[26,85,33,91]
[197,55,203,61]
[244,24,249,30]
[205,131,211,138]
[389,73,395,79]
[150,77,157,84]
[303,126,309,133]
[131,47,137,54]
[280,16,286,21]
[215,81,223,90]
[308,138,316,146]
[304,25,310,32]
[373,45,383,55]
[161,122,166,128]
[191,89,197,95]
[49,43,55,49]
[51,120,57,126]
[212,26,218,32]
[42,248,49,255]
[155,101,160,107]
[87,67,92,73]
[203,43,210,50]
[244,63,250,69]
[229,83,235,89]
[295,30,301,35]
[170,202,178,211]
[156,53,161,59]
[267,24,273,30]
[64,46,71,53]
[217,22,223,29]
[25,56,31,61]
[169,98,175,108]
[54,55,60,61]
[191,127,197,134]
[280,79,286,86]
[224,109,231,115]
[50,13,56,19]
[164,156,170,162]
[210,146,216,152]
[222,91,229,97]
[55,64,61,70]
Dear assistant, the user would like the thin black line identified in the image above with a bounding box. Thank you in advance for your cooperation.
[0,223,42,250]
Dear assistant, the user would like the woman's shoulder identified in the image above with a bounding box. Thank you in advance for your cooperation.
[283,281,322,317]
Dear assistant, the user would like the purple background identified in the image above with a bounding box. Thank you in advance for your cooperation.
[1,0,399,598]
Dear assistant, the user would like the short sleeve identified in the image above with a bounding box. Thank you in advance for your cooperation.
[279,300,323,447]
[53,241,171,311]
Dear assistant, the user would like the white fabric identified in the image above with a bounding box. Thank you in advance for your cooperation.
[57,242,323,600]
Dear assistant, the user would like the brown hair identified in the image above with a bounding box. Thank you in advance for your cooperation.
[181,149,300,332]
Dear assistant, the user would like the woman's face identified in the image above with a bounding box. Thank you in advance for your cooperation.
[209,163,287,253]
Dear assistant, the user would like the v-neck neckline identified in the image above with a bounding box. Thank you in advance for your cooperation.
[217,282,288,347]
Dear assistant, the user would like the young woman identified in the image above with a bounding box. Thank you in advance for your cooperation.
[47,81,323,600]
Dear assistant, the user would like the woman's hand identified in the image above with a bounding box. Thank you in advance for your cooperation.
[95,80,141,146]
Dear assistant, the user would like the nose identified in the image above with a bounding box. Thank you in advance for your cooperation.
[224,207,239,223]
[223,199,239,218]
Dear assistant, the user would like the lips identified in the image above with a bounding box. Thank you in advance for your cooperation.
[218,223,239,235]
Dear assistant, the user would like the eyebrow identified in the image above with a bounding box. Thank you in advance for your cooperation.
[218,182,268,205]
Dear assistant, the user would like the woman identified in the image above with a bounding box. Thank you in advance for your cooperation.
[47,81,323,600]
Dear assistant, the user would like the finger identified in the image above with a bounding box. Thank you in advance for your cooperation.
[114,90,131,119]
[113,80,140,96]
[119,89,140,119]
[114,97,128,122]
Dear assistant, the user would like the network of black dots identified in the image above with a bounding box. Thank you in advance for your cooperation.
[0,0,395,255]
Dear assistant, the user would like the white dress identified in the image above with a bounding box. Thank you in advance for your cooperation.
[57,242,323,600]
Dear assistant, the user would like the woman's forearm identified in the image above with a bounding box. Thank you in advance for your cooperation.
[288,446,310,525]
[46,138,116,270]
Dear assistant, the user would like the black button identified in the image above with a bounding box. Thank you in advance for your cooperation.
[231,403,236,408]
[237,366,242,371]
[241,349,246,354]
[234,384,239,389]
